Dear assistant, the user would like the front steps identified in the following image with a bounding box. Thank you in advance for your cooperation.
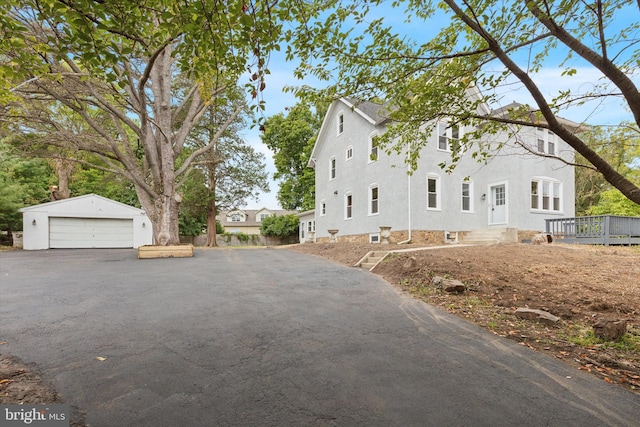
[355,251,389,270]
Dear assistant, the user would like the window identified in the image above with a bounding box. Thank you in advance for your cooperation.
[346,145,353,160]
[369,234,380,243]
[427,175,440,210]
[308,222,313,232]
[345,193,353,219]
[337,113,344,135]
[330,157,336,180]
[369,134,379,162]
[531,181,539,209]
[438,122,448,150]
[370,185,379,215]
[259,213,271,222]
[531,178,562,212]
[548,131,556,155]
[536,128,557,155]
[230,213,243,222]
[320,200,326,216]
[461,181,472,212]
[438,122,461,151]
[537,128,545,153]
[300,222,305,238]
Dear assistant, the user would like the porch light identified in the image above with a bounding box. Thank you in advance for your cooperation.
[32,219,37,226]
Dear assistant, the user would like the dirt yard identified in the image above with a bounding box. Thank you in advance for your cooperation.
[287,242,640,394]
[2,242,639,411]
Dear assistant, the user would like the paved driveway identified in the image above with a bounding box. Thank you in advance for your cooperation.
[1,248,639,426]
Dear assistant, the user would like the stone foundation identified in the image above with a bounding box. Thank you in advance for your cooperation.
[315,230,447,245]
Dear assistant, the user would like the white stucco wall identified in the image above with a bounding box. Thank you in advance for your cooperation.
[311,99,576,240]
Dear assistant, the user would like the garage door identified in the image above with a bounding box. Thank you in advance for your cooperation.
[49,217,134,248]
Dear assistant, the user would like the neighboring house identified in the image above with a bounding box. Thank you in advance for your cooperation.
[297,210,316,243]
[216,208,297,235]
[306,95,578,244]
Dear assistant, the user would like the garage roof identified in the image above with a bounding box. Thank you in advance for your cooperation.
[19,193,145,218]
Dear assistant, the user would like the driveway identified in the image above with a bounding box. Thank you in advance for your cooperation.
[1,248,639,426]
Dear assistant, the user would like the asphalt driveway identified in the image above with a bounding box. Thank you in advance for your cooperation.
[1,248,639,426]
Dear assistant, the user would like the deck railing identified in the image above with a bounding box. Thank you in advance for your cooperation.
[545,215,640,246]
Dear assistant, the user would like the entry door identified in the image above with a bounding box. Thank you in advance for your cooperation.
[490,184,506,224]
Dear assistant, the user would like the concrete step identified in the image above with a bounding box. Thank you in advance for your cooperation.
[361,262,377,269]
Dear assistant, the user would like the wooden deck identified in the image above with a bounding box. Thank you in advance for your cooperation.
[546,215,640,246]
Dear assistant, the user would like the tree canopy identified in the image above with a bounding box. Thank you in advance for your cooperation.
[1,0,281,245]
[283,0,640,206]
[261,103,324,210]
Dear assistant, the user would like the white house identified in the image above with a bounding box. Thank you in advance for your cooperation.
[306,97,577,244]
[19,194,153,250]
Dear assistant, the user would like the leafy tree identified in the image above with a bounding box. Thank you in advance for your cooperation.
[283,0,640,206]
[586,190,640,216]
[181,90,270,246]
[0,142,53,244]
[1,0,281,245]
[261,103,325,210]
[575,124,640,215]
[260,214,299,237]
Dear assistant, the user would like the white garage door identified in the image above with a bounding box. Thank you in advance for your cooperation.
[49,217,134,248]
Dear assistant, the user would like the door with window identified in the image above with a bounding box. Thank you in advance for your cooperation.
[490,183,507,224]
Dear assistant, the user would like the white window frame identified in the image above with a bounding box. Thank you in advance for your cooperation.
[369,233,380,243]
[547,131,556,155]
[426,175,441,210]
[368,132,379,163]
[337,112,344,135]
[530,177,562,212]
[320,200,326,216]
[461,180,473,212]
[369,183,379,216]
[346,145,353,161]
[437,122,461,152]
[536,127,545,153]
[330,156,336,180]
[345,192,353,220]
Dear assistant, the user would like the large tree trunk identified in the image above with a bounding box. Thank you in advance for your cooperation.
[206,198,218,247]
[206,173,217,247]
[54,159,73,199]
[153,195,181,246]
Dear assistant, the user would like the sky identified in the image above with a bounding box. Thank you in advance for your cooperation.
[241,2,638,210]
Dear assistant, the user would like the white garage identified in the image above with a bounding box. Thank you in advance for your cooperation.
[19,194,153,250]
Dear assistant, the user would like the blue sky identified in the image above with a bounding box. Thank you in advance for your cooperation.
[242,3,639,210]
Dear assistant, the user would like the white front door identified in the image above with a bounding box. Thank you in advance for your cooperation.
[490,184,507,224]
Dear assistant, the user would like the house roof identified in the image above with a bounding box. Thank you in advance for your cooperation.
[19,193,145,215]
[308,97,391,168]
[490,102,587,132]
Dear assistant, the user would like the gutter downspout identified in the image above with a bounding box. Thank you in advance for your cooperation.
[398,149,412,244]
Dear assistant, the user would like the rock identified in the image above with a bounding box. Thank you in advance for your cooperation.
[593,319,627,341]
[402,256,417,270]
[514,307,560,326]
[431,276,466,293]
[532,233,553,244]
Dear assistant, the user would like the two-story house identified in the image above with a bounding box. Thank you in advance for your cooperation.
[302,96,578,244]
